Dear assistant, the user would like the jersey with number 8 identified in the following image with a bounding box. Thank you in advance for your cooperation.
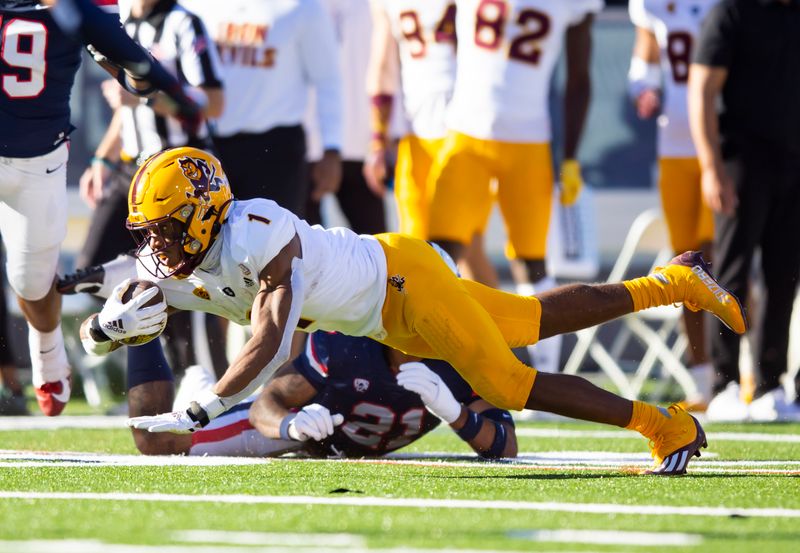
[447,0,602,143]
[378,0,457,139]
[629,0,718,158]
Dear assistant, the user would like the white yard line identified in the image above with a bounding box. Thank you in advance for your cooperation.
[0,540,574,553]
[1,491,799,519]
[1,450,799,474]
[172,530,365,547]
[0,416,128,431]
[514,428,800,443]
[510,529,702,546]
[2,416,798,445]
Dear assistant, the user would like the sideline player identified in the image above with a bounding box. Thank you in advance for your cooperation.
[364,0,498,286]
[110,331,518,458]
[0,0,199,415]
[426,0,602,373]
[628,0,718,410]
[78,147,747,474]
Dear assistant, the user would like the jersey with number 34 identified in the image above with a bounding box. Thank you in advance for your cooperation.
[446,0,602,143]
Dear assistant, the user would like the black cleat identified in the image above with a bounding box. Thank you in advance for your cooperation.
[57,264,106,295]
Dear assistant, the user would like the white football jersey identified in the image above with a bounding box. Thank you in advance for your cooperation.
[629,0,718,158]
[180,0,342,147]
[378,0,457,139]
[305,0,372,161]
[139,199,388,338]
[447,0,603,143]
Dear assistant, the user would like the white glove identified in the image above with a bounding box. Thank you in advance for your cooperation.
[397,362,462,424]
[98,278,168,342]
[127,410,201,434]
[283,404,344,442]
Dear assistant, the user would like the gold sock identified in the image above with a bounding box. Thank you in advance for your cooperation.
[625,400,668,440]
[622,274,679,312]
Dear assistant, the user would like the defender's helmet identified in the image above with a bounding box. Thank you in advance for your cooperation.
[127,147,233,278]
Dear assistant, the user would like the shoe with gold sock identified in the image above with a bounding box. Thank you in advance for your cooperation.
[651,251,746,335]
[627,402,707,475]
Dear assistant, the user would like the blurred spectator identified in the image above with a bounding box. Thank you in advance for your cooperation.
[304,0,386,234]
[364,0,498,286]
[183,0,343,216]
[427,0,602,373]
[689,0,800,421]
[628,0,718,409]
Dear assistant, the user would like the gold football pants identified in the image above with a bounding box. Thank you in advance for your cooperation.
[375,233,540,410]
[659,157,714,252]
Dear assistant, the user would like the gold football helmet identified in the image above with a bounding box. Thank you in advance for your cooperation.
[127,147,233,278]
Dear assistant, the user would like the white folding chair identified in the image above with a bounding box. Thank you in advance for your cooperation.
[562,208,698,400]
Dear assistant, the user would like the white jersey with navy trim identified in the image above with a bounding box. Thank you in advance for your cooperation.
[139,199,388,337]
[117,0,223,159]
[181,0,343,149]
[446,0,603,143]
[629,0,718,158]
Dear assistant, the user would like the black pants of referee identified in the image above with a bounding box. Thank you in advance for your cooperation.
[213,125,308,217]
[305,160,387,234]
[710,144,800,399]
[76,162,228,380]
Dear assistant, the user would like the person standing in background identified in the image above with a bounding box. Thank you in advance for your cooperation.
[183,0,343,217]
[364,0,498,286]
[628,0,719,411]
[426,0,602,374]
[304,0,386,235]
[689,0,800,421]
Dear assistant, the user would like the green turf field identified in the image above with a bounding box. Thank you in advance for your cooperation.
[1,419,798,552]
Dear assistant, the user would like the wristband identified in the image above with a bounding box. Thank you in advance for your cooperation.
[279,414,298,440]
[627,57,661,99]
[187,401,210,428]
[455,409,482,441]
[89,314,112,342]
[195,389,226,421]
[480,408,515,428]
[117,70,156,97]
[91,156,117,171]
[480,421,508,459]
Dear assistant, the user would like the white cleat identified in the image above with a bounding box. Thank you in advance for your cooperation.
[706,382,749,422]
[749,388,800,422]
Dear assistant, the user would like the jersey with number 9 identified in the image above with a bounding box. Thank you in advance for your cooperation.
[0,5,83,157]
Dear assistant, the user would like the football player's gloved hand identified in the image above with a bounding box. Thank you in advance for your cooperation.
[97,279,167,342]
[127,410,201,434]
[559,159,583,206]
[397,362,461,424]
[283,404,344,442]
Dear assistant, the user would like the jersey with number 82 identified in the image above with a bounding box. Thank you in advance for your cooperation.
[629,0,718,158]
[447,0,602,143]
[378,0,457,139]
